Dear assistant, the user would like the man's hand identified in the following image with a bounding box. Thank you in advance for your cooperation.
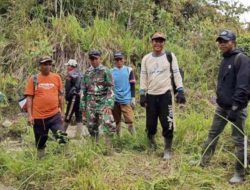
[28,115,34,126]
[61,112,65,122]
[103,107,112,115]
[228,109,239,122]
[176,88,186,104]
[131,97,136,109]
[140,94,147,107]
[82,111,87,119]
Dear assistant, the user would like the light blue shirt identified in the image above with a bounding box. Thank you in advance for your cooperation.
[111,66,133,104]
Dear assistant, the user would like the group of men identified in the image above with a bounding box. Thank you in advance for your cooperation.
[24,30,250,184]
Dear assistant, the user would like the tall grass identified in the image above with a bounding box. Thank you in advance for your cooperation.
[0,103,249,189]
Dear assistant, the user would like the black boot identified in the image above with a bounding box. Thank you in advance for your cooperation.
[148,135,157,150]
[163,138,172,160]
[128,124,136,136]
[200,146,215,167]
[37,148,45,160]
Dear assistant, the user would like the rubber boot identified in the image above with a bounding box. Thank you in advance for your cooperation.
[128,124,136,136]
[75,122,83,139]
[104,135,113,156]
[37,149,45,160]
[148,135,157,150]
[63,122,70,132]
[163,138,172,160]
[116,122,121,137]
[229,171,245,184]
[91,131,99,144]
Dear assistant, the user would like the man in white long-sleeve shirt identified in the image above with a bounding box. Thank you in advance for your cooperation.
[139,32,186,160]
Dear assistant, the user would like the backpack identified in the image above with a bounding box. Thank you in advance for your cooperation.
[18,74,38,112]
[233,53,250,100]
[165,51,184,94]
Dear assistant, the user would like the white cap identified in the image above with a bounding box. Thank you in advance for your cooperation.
[65,59,77,67]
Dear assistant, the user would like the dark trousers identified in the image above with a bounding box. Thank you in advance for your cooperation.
[146,90,173,139]
[65,95,82,123]
[202,106,247,173]
[33,113,64,150]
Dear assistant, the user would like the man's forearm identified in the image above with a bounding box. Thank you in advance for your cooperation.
[59,96,64,113]
[27,96,33,117]
[130,83,135,97]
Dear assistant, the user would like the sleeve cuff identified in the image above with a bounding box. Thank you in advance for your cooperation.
[140,89,146,95]
[177,87,184,93]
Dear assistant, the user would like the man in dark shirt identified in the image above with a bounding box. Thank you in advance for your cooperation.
[64,59,89,138]
[200,30,250,184]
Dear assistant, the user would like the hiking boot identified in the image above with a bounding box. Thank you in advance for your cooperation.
[163,138,172,160]
[91,132,99,144]
[148,135,157,150]
[75,123,83,139]
[37,149,45,160]
[229,172,245,184]
[128,125,136,136]
[55,130,68,144]
[104,135,114,156]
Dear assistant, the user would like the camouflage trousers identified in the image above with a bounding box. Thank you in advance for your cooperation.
[86,110,116,136]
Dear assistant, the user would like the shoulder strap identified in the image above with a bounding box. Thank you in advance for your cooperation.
[233,53,243,71]
[166,51,173,64]
[127,66,132,75]
[166,51,174,79]
[166,51,173,75]
[234,53,242,65]
[32,74,38,94]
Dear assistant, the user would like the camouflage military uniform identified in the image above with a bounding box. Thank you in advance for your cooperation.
[81,64,116,136]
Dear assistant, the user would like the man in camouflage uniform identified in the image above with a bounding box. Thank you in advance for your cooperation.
[81,50,116,141]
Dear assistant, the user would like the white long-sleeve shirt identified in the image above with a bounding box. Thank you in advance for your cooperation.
[140,51,183,95]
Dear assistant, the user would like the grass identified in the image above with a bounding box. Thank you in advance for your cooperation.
[0,102,250,190]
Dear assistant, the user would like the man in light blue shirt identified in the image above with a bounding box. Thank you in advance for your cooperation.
[111,52,136,136]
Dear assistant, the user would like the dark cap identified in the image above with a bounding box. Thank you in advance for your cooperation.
[216,30,236,42]
[151,32,166,40]
[114,52,124,59]
[88,50,101,58]
[39,56,53,64]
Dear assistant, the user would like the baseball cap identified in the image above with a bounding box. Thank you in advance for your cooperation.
[64,59,77,67]
[216,30,236,42]
[88,50,101,58]
[114,52,124,59]
[39,56,53,64]
[151,32,166,40]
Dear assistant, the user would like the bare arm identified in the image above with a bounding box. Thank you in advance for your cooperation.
[27,96,34,125]
[59,93,64,115]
